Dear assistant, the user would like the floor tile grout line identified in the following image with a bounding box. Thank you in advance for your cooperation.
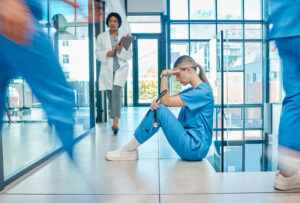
[3,191,300,196]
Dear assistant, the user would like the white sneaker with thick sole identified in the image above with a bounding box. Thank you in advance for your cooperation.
[105,147,138,161]
[274,171,300,190]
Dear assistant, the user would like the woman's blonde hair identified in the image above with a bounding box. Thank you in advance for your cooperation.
[173,55,208,83]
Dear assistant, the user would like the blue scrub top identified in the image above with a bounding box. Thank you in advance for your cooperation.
[25,0,42,20]
[268,0,300,39]
[178,82,214,150]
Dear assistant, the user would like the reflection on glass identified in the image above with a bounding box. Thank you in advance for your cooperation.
[218,24,242,39]
[190,24,216,39]
[224,108,242,129]
[223,42,243,71]
[224,146,243,172]
[138,39,158,103]
[170,24,189,39]
[245,130,262,140]
[190,42,209,71]
[190,0,215,20]
[245,108,262,128]
[245,24,262,39]
[217,0,242,20]
[224,72,244,104]
[245,144,262,171]
[170,0,188,20]
[244,0,261,20]
[245,43,262,104]
[269,41,282,103]
[170,43,189,95]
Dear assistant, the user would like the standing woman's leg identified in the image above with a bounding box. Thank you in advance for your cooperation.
[111,85,123,131]
[106,90,113,118]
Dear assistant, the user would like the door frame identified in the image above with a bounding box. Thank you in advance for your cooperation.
[131,33,163,106]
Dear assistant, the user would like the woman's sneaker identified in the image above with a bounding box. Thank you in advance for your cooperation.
[105,147,138,161]
[274,171,300,190]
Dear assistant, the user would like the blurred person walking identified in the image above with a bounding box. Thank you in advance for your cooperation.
[268,0,300,190]
[0,0,79,158]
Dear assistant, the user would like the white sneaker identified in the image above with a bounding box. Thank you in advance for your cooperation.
[274,171,300,190]
[105,147,138,161]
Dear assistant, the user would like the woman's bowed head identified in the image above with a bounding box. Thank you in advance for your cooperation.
[151,55,209,111]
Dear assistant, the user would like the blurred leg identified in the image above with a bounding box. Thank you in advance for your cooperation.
[0,23,75,158]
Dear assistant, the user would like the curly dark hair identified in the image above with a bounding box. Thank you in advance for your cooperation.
[106,12,122,28]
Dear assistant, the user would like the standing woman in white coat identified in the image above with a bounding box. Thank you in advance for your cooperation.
[96,12,133,134]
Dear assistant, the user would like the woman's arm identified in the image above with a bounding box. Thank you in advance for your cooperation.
[160,70,185,107]
[95,34,111,63]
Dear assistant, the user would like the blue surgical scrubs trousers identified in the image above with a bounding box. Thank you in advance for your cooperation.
[276,36,300,151]
[0,21,75,156]
[134,104,204,161]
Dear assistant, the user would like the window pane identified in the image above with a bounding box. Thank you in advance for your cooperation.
[170,43,189,94]
[224,72,244,104]
[128,15,161,33]
[224,108,243,129]
[218,0,242,20]
[245,130,262,140]
[245,108,262,128]
[224,131,243,141]
[218,24,243,39]
[244,0,261,20]
[190,24,216,39]
[170,0,188,20]
[170,24,189,39]
[190,42,210,71]
[138,39,159,103]
[269,41,282,103]
[224,146,243,172]
[245,24,262,39]
[223,42,243,71]
[130,23,161,33]
[245,43,262,104]
[190,0,215,20]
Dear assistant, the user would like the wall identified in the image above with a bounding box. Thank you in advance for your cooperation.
[127,0,166,14]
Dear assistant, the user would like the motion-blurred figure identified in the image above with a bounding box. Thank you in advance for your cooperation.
[268,0,300,190]
[0,0,79,158]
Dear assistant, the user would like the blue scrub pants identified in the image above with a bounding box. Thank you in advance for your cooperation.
[0,21,75,157]
[134,104,204,161]
[276,36,300,151]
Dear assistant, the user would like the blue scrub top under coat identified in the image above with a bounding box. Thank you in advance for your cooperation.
[178,82,214,150]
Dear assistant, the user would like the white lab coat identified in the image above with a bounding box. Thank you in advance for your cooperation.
[96,30,133,91]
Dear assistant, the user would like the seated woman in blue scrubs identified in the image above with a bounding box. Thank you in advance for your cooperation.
[105,55,214,161]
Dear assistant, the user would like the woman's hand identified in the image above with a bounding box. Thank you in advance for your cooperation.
[106,50,116,57]
[0,0,34,45]
[114,44,122,52]
[160,69,180,78]
[150,98,160,111]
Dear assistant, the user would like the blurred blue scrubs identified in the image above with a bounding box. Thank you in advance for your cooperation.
[269,0,300,151]
[0,0,75,157]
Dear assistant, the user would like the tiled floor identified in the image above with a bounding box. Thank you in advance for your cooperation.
[1,107,299,202]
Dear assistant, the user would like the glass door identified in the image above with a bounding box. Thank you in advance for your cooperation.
[127,34,162,106]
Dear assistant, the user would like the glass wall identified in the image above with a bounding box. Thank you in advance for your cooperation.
[2,0,95,182]
[168,0,265,172]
